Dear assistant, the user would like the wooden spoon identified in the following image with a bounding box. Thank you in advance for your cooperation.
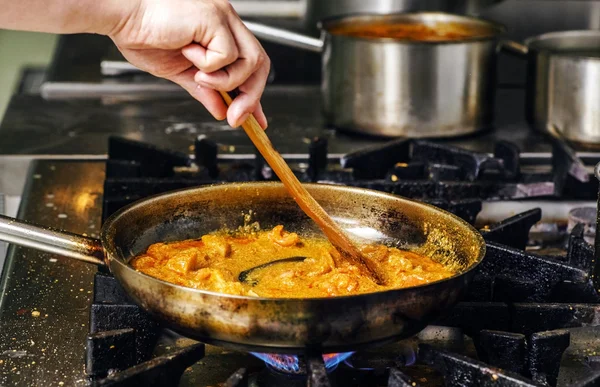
[219,91,384,285]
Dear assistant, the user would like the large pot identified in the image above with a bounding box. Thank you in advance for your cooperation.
[246,12,507,138]
[503,31,600,145]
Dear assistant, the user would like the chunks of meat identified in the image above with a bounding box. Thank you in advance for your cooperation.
[202,234,231,258]
[130,224,455,298]
[386,250,414,272]
[268,225,299,247]
[146,243,174,262]
[131,255,156,270]
[314,273,359,296]
[165,248,201,275]
[304,252,334,277]
[189,268,244,294]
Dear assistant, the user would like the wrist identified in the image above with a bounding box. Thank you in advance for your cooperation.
[89,0,143,37]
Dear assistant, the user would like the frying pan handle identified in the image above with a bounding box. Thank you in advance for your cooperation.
[0,214,105,266]
[497,40,529,56]
[243,21,324,53]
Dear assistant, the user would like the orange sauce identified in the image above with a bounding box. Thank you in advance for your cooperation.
[328,22,493,41]
[130,225,454,298]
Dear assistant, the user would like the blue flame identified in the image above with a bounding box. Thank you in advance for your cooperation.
[250,352,355,374]
[323,352,355,371]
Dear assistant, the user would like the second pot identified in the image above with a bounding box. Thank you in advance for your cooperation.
[503,31,600,145]
[246,12,506,138]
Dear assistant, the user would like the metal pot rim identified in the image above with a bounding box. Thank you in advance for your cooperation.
[316,11,507,45]
[102,182,486,303]
[524,30,600,59]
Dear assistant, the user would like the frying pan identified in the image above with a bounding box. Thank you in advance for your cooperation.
[0,183,485,354]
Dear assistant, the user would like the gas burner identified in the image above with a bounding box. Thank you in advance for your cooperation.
[250,352,354,375]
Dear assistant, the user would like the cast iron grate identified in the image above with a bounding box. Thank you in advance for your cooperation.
[102,135,597,225]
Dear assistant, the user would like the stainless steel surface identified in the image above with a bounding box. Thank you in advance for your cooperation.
[245,20,323,52]
[522,30,600,144]
[323,13,505,137]
[0,156,31,196]
[230,0,304,18]
[0,181,485,353]
[6,88,600,159]
[246,13,507,137]
[0,161,104,386]
[100,60,145,76]
[498,38,528,56]
[41,82,186,100]
[100,60,141,76]
[0,194,5,270]
[0,215,104,265]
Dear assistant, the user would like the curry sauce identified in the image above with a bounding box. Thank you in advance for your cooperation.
[130,225,455,298]
[328,22,493,41]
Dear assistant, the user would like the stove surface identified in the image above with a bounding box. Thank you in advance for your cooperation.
[0,161,102,386]
[4,88,600,160]
[0,142,599,386]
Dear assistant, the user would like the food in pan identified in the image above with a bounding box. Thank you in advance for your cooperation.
[130,225,454,298]
[329,21,493,41]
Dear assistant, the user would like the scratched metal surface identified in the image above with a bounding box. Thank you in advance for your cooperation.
[1,87,588,159]
[0,161,104,386]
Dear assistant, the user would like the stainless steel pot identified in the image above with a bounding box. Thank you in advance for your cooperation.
[502,31,600,145]
[246,12,506,138]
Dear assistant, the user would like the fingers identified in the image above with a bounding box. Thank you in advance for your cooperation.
[195,16,268,92]
[184,9,270,129]
[194,60,249,92]
[169,67,266,130]
[181,26,238,73]
[169,67,228,121]
[226,65,270,128]
[253,103,268,130]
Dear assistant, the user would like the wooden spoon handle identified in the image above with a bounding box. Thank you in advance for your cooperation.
[219,91,383,284]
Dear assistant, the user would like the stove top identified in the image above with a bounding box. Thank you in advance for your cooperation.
[88,137,600,387]
[2,134,599,386]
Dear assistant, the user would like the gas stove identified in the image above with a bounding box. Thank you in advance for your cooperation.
[72,136,600,386]
[0,131,599,385]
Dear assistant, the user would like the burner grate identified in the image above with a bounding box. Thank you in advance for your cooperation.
[92,344,205,386]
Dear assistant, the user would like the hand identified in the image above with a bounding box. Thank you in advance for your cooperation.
[109,0,270,129]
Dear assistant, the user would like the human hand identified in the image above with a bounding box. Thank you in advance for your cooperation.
[109,0,270,128]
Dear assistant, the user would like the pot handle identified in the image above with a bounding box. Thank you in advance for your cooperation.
[0,214,105,266]
[244,21,324,53]
[497,40,529,56]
